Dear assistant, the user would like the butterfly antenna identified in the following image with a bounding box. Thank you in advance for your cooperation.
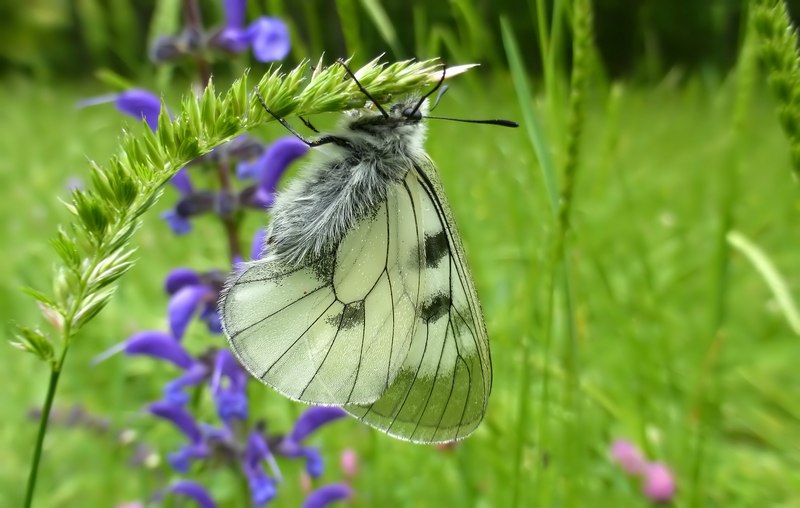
[424,116,519,128]
[411,65,447,115]
[337,58,389,118]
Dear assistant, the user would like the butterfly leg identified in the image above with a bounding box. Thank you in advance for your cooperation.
[254,91,344,148]
[336,58,389,118]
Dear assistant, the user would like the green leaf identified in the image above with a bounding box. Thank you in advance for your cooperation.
[500,17,559,215]
[728,231,800,335]
[359,0,405,57]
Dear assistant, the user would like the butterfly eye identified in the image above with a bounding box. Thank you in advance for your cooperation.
[402,107,422,120]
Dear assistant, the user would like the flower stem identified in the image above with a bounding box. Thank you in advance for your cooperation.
[183,0,211,86]
[24,351,66,508]
[217,158,242,262]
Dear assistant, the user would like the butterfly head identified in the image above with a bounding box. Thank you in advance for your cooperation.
[342,98,429,152]
[347,97,428,130]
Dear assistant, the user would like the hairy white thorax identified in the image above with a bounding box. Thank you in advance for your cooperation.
[266,98,430,265]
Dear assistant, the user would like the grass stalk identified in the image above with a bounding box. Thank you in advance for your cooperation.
[24,339,68,507]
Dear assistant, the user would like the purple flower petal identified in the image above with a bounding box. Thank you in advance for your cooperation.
[235,159,259,180]
[171,168,193,195]
[250,229,268,260]
[259,136,309,191]
[116,89,163,131]
[610,439,647,476]
[249,189,276,209]
[223,0,246,28]
[149,401,202,443]
[290,407,347,443]
[168,284,211,339]
[303,484,352,508]
[167,443,209,473]
[212,349,248,391]
[245,17,291,62]
[245,466,277,507]
[215,390,248,423]
[164,363,210,405]
[161,209,192,235]
[169,480,217,508]
[643,462,676,503]
[165,268,202,295]
[124,331,193,369]
[245,431,271,467]
[304,447,324,478]
[214,26,249,53]
[200,304,223,334]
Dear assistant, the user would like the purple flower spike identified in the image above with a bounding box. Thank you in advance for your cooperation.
[165,267,203,295]
[169,480,217,508]
[610,439,646,476]
[116,89,163,131]
[168,284,212,339]
[303,484,352,508]
[290,407,347,444]
[246,17,291,62]
[643,462,676,503]
[149,401,202,443]
[124,331,194,369]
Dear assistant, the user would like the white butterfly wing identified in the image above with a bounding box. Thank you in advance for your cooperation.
[345,161,492,443]
[221,187,423,405]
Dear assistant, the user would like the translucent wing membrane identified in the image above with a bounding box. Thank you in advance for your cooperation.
[222,159,491,442]
[222,187,423,405]
[345,162,492,443]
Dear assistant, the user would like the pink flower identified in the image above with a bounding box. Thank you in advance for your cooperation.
[610,439,647,475]
[340,448,358,478]
[642,462,676,503]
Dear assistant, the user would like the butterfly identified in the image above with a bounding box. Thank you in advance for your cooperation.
[220,62,517,443]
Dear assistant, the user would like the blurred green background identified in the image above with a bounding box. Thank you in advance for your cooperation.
[3,0,800,507]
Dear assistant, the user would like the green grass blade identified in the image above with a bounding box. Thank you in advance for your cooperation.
[500,17,559,214]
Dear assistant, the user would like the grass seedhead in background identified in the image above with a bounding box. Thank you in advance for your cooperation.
[753,0,800,182]
[501,0,595,504]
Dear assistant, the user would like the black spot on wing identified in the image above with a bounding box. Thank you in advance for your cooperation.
[421,293,451,323]
[340,301,365,330]
[424,230,449,268]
